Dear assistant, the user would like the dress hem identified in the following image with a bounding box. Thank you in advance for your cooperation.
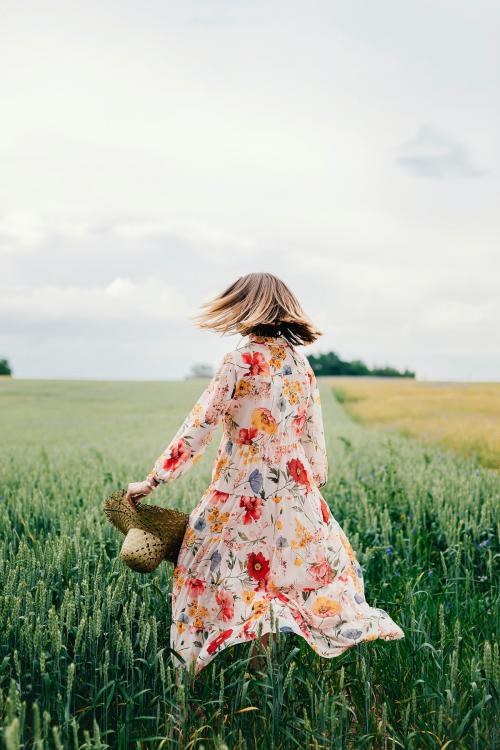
[172,600,405,676]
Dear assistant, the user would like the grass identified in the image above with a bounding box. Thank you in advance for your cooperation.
[330,378,500,471]
[0,376,498,749]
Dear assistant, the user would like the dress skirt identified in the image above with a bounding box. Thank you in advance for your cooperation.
[147,334,405,675]
[170,481,405,674]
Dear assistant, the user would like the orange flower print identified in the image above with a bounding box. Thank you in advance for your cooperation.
[235,379,251,398]
[251,408,277,435]
[213,455,229,481]
[239,495,263,524]
[312,597,342,618]
[182,527,196,548]
[251,598,270,618]
[242,351,270,376]
[242,590,256,605]
[163,438,191,473]
[269,344,286,370]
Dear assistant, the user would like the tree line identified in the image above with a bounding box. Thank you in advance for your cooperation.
[306,351,415,378]
[0,358,12,376]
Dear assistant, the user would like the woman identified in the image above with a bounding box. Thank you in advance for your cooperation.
[126,272,404,675]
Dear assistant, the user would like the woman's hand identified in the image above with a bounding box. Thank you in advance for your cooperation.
[126,480,154,509]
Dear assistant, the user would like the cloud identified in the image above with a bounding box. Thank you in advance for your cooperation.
[396,125,488,179]
[1,277,191,324]
[420,300,497,331]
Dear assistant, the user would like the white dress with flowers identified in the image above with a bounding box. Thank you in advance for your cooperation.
[148,334,404,674]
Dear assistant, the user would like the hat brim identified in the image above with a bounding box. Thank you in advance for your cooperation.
[104,488,189,565]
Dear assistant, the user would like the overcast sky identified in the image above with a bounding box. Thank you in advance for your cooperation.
[1,0,499,381]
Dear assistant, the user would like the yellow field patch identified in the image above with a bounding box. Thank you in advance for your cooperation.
[329,377,500,470]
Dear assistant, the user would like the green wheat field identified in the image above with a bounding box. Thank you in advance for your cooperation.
[0,377,498,749]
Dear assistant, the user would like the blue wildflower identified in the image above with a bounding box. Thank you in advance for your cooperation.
[385,546,393,555]
[249,468,263,494]
[354,593,365,604]
[210,550,222,571]
[225,440,233,455]
[193,516,206,532]
[277,536,288,549]
[282,365,292,375]
[479,538,491,549]
[428,569,433,576]
[343,629,362,640]
[280,625,295,633]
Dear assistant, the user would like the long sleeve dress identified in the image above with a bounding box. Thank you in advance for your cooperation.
[147,334,404,674]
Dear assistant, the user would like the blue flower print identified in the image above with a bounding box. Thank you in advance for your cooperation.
[249,468,263,494]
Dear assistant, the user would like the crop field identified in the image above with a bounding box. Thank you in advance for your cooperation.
[0,377,498,749]
[330,378,500,471]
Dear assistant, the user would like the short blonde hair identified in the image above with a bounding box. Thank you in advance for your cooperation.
[192,272,322,345]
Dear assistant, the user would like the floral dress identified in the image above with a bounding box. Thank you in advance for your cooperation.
[148,334,404,674]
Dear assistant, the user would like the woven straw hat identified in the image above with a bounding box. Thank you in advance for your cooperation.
[104,489,189,573]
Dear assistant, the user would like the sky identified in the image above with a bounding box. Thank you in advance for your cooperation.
[1,0,499,381]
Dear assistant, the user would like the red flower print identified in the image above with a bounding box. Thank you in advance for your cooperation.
[162,438,191,473]
[292,410,307,436]
[210,490,229,505]
[275,591,289,604]
[247,551,270,581]
[242,351,270,376]
[215,589,235,622]
[309,560,335,586]
[242,621,257,640]
[207,628,233,655]
[287,458,310,488]
[320,497,330,524]
[186,578,205,597]
[239,496,263,525]
[238,427,258,445]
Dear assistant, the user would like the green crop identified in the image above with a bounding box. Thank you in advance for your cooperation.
[0,378,498,749]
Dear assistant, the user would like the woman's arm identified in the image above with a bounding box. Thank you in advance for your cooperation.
[146,351,237,486]
[300,364,328,488]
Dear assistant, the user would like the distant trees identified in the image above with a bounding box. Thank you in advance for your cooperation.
[187,363,215,379]
[0,358,12,376]
[306,351,415,378]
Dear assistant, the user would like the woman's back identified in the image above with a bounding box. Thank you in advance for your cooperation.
[128,272,404,675]
[212,333,328,497]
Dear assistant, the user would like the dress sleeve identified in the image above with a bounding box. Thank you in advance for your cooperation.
[147,352,237,485]
[300,362,328,488]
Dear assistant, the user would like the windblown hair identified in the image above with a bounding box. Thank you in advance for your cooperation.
[192,272,322,345]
